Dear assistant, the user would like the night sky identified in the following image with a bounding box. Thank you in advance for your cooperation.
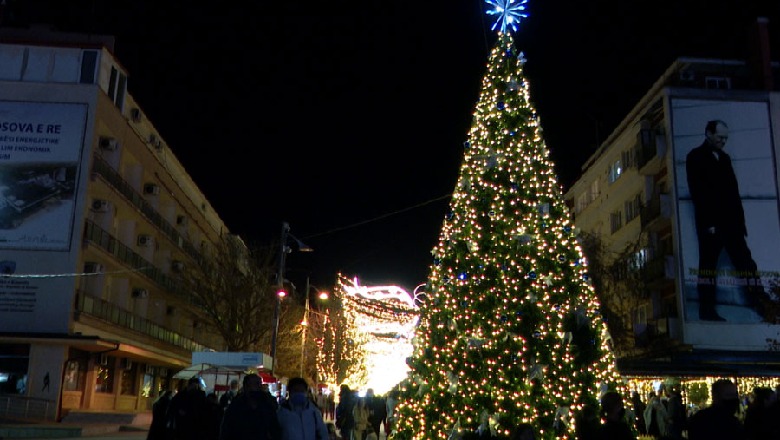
[6,0,779,292]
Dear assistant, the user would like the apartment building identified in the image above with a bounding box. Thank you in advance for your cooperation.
[0,26,231,419]
[564,18,780,378]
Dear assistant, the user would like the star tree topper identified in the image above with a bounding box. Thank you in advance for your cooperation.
[485,0,529,34]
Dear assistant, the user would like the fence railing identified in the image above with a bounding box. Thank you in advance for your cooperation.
[0,394,55,421]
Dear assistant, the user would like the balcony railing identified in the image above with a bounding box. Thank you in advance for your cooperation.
[641,255,674,285]
[92,156,203,264]
[640,194,671,230]
[75,292,213,352]
[83,220,196,303]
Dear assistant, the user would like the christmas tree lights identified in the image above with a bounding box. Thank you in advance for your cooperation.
[392,5,625,439]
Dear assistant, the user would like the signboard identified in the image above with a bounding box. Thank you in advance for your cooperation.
[0,101,87,332]
[0,101,87,250]
[671,97,780,350]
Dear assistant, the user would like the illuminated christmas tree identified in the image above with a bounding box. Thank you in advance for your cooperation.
[393,2,625,439]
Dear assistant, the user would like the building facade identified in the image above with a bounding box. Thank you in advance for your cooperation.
[564,18,780,380]
[0,26,231,420]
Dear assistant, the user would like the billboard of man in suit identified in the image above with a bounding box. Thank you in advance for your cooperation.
[673,99,780,329]
[686,120,772,321]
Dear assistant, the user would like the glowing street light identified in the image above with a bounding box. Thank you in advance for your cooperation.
[270,222,312,376]
[301,276,328,378]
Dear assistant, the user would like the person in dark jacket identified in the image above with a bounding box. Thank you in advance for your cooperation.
[220,373,281,440]
[629,391,646,436]
[687,379,744,440]
[204,392,224,440]
[166,376,207,440]
[146,390,173,440]
[365,388,386,438]
[219,379,240,412]
[597,391,636,440]
[335,384,356,440]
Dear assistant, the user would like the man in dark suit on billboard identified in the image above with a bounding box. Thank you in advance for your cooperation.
[686,119,770,322]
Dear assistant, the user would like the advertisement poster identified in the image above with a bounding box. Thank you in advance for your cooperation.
[0,101,86,251]
[672,98,780,349]
[0,101,87,333]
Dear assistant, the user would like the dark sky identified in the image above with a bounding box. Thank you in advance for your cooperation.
[7,0,780,292]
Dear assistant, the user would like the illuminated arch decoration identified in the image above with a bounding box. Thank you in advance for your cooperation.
[318,274,420,395]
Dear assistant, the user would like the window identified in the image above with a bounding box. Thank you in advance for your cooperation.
[63,359,86,391]
[120,361,138,395]
[115,72,127,109]
[590,180,600,201]
[705,76,731,90]
[576,192,589,213]
[107,67,118,102]
[79,50,98,84]
[621,149,636,169]
[610,210,623,233]
[608,159,623,184]
[0,343,30,395]
[629,248,649,271]
[95,358,115,393]
[625,194,642,222]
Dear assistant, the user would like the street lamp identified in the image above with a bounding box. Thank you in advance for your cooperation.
[271,222,313,376]
[301,276,328,377]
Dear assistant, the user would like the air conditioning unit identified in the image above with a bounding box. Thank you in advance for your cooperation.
[99,136,118,151]
[137,234,153,247]
[120,358,133,370]
[98,353,109,366]
[148,134,162,150]
[130,107,142,123]
[176,215,188,227]
[143,183,160,195]
[84,262,104,274]
[172,260,185,272]
[91,199,110,213]
[132,288,149,299]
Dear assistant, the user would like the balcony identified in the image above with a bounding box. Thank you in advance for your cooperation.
[640,194,671,231]
[637,129,667,175]
[74,292,215,352]
[641,255,675,289]
[92,156,203,264]
[83,220,196,305]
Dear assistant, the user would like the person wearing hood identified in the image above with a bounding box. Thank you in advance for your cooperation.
[220,373,281,440]
[277,377,330,440]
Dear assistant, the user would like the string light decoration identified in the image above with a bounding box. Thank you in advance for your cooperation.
[391,6,626,439]
[317,274,419,394]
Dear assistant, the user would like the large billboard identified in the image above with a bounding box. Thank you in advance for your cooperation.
[0,101,87,250]
[672,97,780,350]
[0,100,87,333]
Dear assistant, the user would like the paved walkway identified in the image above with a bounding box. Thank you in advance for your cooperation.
[2,431,147,440]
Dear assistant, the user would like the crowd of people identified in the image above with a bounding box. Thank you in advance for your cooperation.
[620,379,780,440]
[146,376,400,440]
[146,375,780,440]
[147,374,327,440]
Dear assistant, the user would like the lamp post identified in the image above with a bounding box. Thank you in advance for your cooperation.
[300,276,328,378]
[270,222,312,376]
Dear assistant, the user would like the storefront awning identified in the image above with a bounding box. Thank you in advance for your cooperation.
[172,363,247,379]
